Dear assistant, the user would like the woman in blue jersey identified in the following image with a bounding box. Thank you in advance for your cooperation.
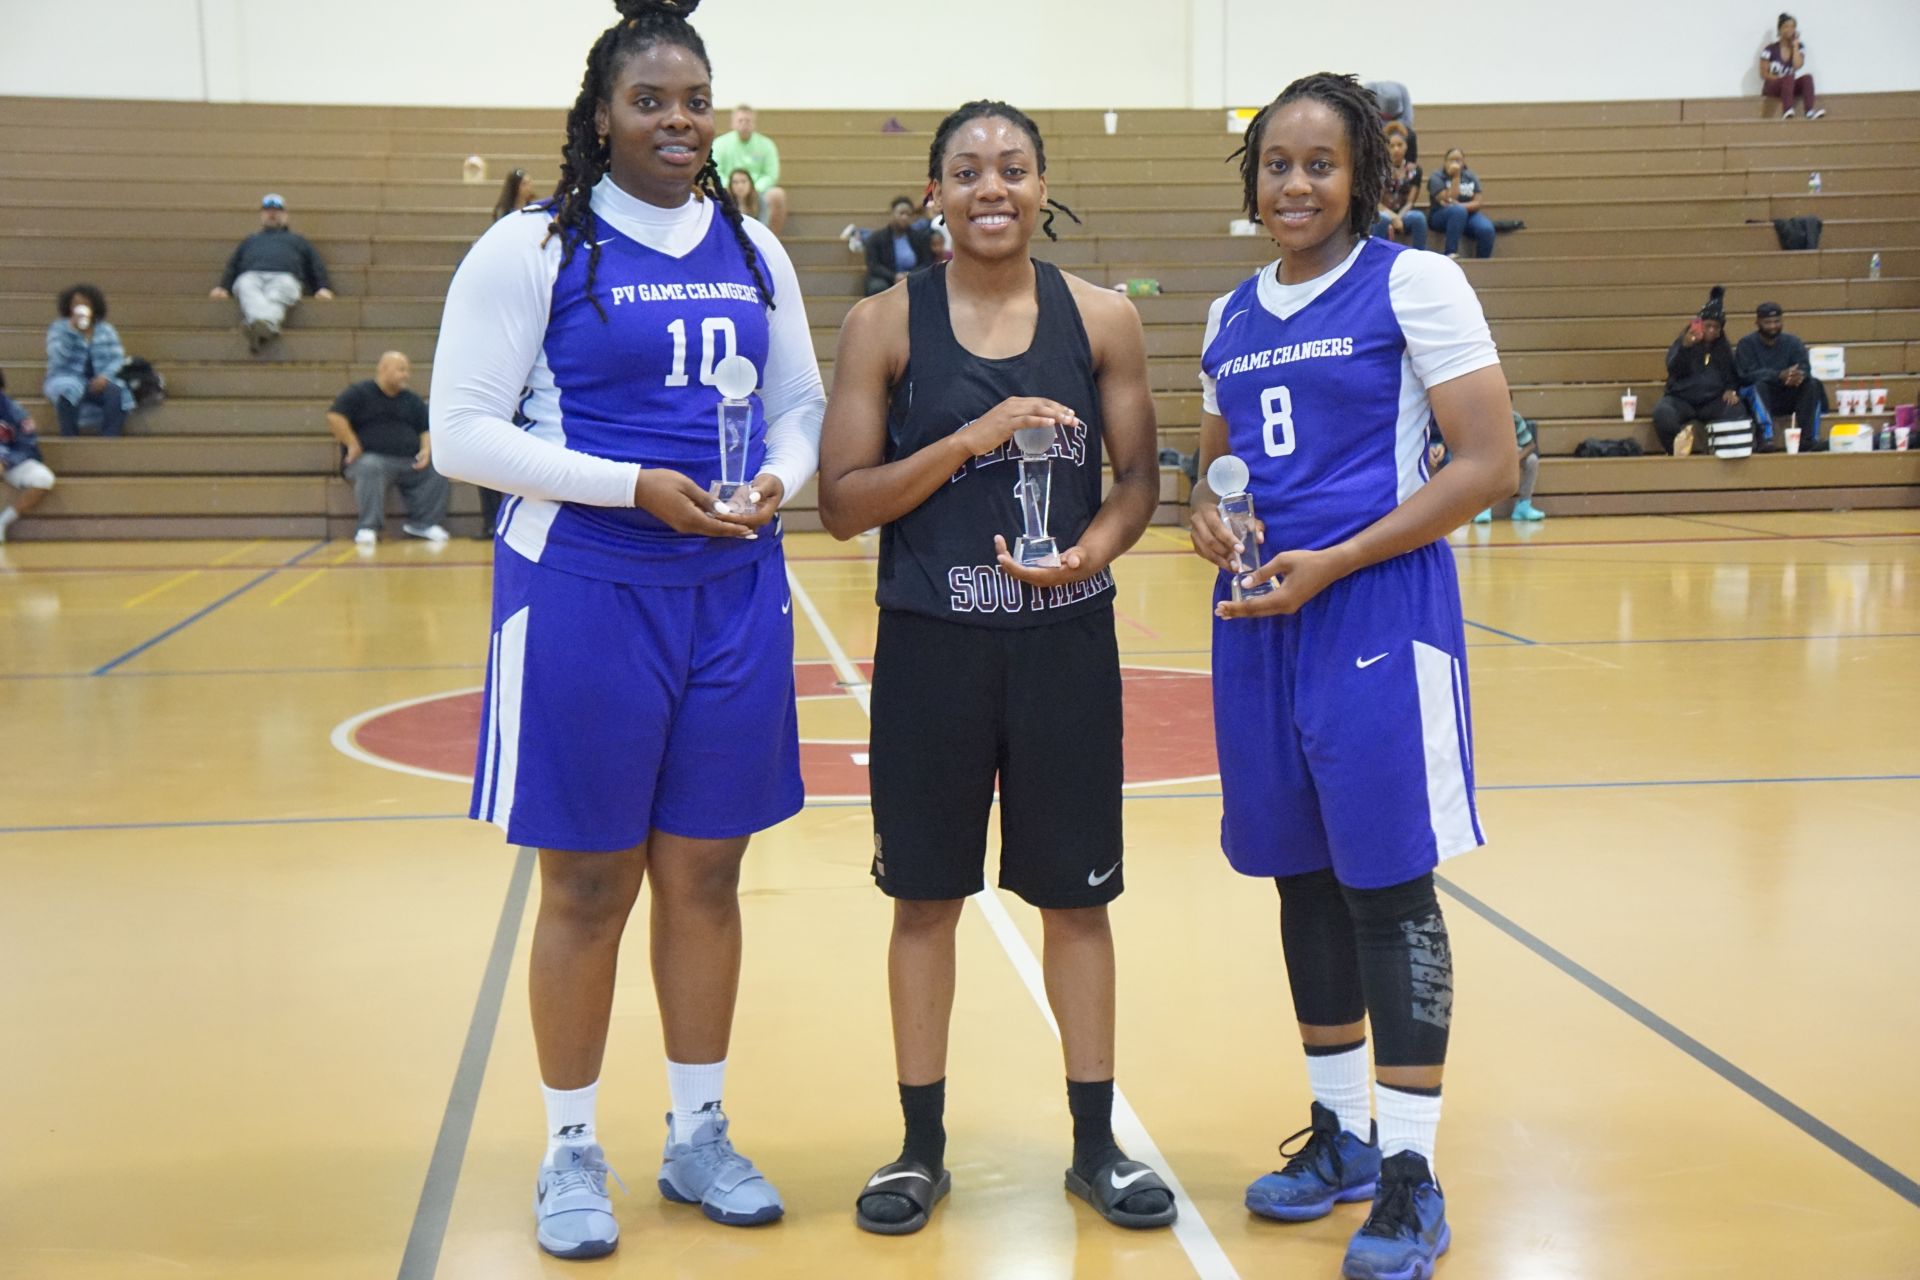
[820,101,1172,1236]
[429,0,824,1259]
[1188,74,1517,1280]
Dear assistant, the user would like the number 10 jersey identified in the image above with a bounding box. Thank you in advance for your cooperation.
[1198,236,1499,553]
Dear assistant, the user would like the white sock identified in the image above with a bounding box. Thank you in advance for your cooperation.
[666,1058,727,1145]
[1375,1084,1442,1167]
[0,507,17,530]
[1304,1043,1373,1141]
[541,1080,599,1162]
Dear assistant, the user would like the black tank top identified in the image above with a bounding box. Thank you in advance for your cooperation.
[876,260,1115,628]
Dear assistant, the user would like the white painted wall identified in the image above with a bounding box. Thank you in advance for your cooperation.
[1,0,1915,109]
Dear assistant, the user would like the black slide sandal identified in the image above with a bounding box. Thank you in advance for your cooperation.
[854,1158,951,1235]
[1065,1158,1179,1229]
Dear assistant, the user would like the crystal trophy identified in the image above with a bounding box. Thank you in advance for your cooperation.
[1011,424,1061,568]
[710,354,758,515]
[1206,454,1274,601]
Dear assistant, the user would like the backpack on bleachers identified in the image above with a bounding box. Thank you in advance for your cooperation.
[1772,216,1823,251]
[1573,438,1645,458]
[120,357,166,408]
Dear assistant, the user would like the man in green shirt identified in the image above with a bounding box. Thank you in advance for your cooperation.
[711,104,788,235]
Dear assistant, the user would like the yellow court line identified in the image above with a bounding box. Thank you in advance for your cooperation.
[211,539,266,566]
[122,571,201,610]
[267,544,361,608]
[119,540,266,609]
[1147,527,1193,548]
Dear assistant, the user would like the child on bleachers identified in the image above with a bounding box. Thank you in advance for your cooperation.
[0,369,56,542]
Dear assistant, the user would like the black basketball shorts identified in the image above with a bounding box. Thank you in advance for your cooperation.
[868,605,1126,909]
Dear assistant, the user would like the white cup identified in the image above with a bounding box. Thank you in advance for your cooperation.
[1897,426,1911,451]
[1621,393,1637,420]
[1784,426,1801,453]
[1103,110,1119,135]
[1871,388,1888,414]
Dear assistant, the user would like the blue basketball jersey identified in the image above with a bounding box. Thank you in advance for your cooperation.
[1202,237,1483,554]
[499,206,776,585]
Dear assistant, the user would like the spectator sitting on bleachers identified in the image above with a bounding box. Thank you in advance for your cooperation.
[1428,148,1495,259]
[44,284,132,437]
[711,105,787,235]
[0,369,55,543]
[1374,124,1429,250]
[1760,13,1825,120]
[1430,411,1545,523]
[326,352,449,547]
[863,197,939,295]
[727,167,761,221]
[1365,79,1418,163]
[210,194,334,353]
[492,168,539,222]
[1736,301,1825,451]
[1654,286,1744,455]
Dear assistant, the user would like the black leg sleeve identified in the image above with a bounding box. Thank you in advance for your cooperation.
[1342,873,1453,1069]
[1276,870,1367,1029]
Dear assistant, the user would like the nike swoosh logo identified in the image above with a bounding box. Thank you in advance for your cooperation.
[1356,653,1389,669]
[1088,862,1120,887]
[1111,1168,1153,1189]
[781,597,793,615]
[867,1170,931,1188]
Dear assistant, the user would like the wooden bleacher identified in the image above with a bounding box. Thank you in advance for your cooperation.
[1,92,1916,538]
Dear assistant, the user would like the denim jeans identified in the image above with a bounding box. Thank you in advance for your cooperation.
[55,387,127,437]
[1430,204,1495,257]
[1372,209,1430,248]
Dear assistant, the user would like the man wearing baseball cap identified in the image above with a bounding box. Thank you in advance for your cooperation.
[210,193,335,353]
[1736,301,1824,451]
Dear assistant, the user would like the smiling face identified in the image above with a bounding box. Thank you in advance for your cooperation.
[933,116,1045,263]
[1252,99,1354,260]
[595,42,714,208]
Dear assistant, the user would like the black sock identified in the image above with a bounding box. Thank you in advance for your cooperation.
[1067,1078,1124,1175]
[899,1079,946,1171]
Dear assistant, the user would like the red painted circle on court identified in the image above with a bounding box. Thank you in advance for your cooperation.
[350,662,1217,797]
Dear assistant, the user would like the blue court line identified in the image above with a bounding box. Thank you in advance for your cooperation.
[0,813,466,836]
[1434,875,1920,1210]
[1464,619,1538,645]
[89,539,329,676]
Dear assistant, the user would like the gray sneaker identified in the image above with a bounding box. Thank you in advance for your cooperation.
[534,1143,623,1259]
[657,1106,784,1225]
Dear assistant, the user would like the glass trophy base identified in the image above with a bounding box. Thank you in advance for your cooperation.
[1230,571,1276,603]
[709,480,755,516]
[1013,535,1061,569]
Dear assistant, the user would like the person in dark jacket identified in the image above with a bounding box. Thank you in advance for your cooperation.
[1653,286,1744,455]
[1736,301,1824,450]
[0,369,56,543]
[209,194,335,353]
[862,196,939,296]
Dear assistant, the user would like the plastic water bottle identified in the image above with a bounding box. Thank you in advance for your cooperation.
[1808,171,1823,194]
[1869,253,1883,280]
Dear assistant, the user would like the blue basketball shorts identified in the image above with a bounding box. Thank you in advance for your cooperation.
[470,542,804,852]
[1210,539,1484,889]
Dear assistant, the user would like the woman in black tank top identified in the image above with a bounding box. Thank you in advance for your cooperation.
[819,101,1172,1235]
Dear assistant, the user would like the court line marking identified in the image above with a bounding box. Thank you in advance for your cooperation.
[117,539,264,610]
[90,539,329,675]
[1434,875,1920,1210]
[330,688,487,784]
[786,566,1240,1280]
[4,525,1915,579]
[1463,618,1538,645]
[396,845,536,1280]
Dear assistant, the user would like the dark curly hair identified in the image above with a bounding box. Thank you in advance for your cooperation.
[58,283,108,320]
[1231,72,1388,243]
[548,0,772,320]
[927,100,1081,241]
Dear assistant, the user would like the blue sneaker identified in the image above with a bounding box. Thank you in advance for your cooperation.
[1510,501,1546,522]
[657,1106,784,1226]
[1342,1150,1449,1280]
[1246,1101,1380,1222]
[1470,508,1492,524]
[533,1143,623,1260]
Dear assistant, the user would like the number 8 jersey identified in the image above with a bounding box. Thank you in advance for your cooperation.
[1199,237,1498,552]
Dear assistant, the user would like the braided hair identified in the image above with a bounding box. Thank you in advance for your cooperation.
[927,101,1081,241]
[1231,73,1388,243]
[549,0,773,320]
